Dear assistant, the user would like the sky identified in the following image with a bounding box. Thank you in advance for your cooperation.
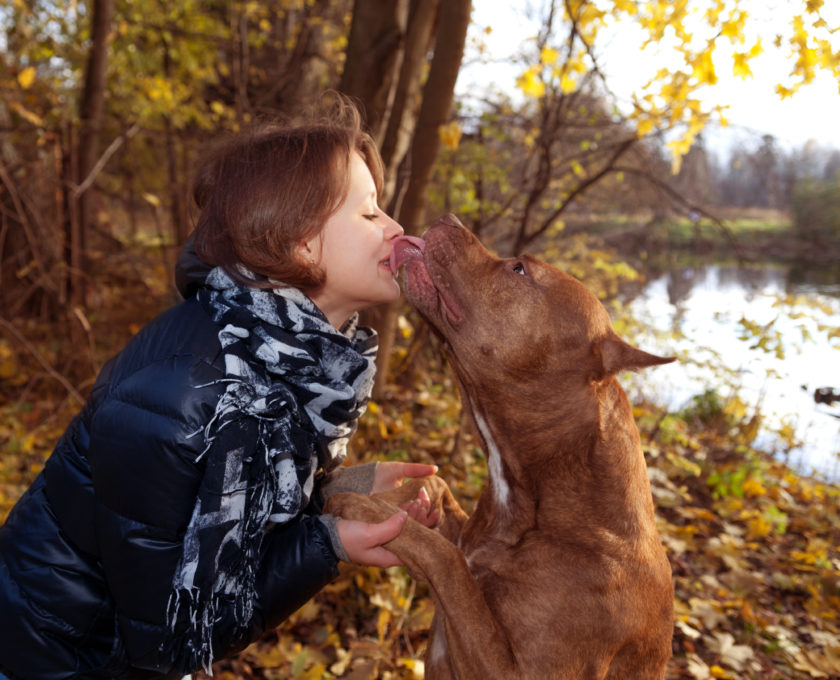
[457,2,840,153]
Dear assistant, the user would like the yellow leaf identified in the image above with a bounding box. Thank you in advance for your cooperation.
[691,50,717,85]
[376,608,390,641]
[540,46,559,65]
[742,477,766,498]
[720,10,747,44]
[636,117,655,137]
[21,434,36,455]
[666,136,692,173]
[732,53,752,79]
[330,649,351,676]
[516,68,545,98]
[0,342,16,380]
[142,192,161,207]
[438,121,462,150]
[613,0,636,13]
[9,102,45,127]
[560,73,577,93]
[746,514,771,540]
[796,46,819,76]
[17,66,36,89]
[399,658,425,679]
[776,83,796,99]
[0,358,17,380]
[397,315,413,339]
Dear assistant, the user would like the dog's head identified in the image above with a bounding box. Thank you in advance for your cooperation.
[392,214,673,404]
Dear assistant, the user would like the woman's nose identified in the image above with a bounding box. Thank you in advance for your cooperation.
[384,214,405,239]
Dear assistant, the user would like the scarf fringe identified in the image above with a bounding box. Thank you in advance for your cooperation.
[166,588,218,675]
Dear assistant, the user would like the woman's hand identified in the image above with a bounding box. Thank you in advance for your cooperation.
[371,461,438,493]
[337,513,407,568]
[372,461,440,528]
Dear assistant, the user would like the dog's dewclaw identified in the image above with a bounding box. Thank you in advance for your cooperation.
[390,235,426,276]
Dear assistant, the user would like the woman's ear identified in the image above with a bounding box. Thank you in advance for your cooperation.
[296,235,320,266]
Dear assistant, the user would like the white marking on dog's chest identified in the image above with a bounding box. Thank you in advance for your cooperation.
[473,411,510,508]
[429,620,447,665]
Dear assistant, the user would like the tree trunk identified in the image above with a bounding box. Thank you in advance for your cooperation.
[391,0,471,233]
[74,0,114,303]
[379,0,440,205]
[338,0,410,139]
[366,0,471,397]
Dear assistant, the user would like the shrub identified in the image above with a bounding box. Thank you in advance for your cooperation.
[790,176,840,245]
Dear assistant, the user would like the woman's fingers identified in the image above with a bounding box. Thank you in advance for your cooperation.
[337,512,407,567]
[371,461,438,493]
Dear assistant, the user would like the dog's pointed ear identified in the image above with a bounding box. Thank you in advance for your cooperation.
[597,336,675,377]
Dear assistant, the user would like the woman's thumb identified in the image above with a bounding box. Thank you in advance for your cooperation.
[369,511,407,545]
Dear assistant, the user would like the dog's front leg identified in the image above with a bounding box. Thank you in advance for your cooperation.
[325,493,519,680]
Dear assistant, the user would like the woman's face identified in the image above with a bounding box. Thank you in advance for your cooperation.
[303,152,404,327]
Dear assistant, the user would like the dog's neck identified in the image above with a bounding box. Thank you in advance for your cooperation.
[463,377,657,547]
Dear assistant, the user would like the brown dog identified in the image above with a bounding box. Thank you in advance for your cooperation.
[327,215,674,679]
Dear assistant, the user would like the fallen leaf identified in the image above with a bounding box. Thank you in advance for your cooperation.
[704,631,754,671]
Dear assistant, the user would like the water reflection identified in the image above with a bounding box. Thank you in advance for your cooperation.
[621,264,840,480]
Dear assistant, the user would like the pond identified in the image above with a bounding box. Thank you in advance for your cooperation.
[620,262,840,481]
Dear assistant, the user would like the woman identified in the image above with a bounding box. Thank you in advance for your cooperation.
[0,98,437,678]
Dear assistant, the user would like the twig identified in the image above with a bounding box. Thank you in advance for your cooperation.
[521,136,638,251]
[0,317,85,406]
[0,159,49,283]
[72,124,140,198]
[72,305,100,376]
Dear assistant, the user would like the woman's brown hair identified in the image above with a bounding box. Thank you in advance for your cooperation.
[191,94,384,289]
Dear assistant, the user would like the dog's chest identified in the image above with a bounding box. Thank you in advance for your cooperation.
[458,532,521,587]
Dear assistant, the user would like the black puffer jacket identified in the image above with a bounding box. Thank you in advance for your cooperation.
[0,249,341,678]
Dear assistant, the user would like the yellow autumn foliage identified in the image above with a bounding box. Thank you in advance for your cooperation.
[513,0,840,171]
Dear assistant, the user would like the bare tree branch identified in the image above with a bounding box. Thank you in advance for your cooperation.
[517,136,638,252]
[72,124,140,198]
[612,164,746,260]
[0,318,86,406]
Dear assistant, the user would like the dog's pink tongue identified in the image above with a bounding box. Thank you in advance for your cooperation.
[389,235,426,276]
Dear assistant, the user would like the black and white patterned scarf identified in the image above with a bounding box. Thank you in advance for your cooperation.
[166,266,377,672]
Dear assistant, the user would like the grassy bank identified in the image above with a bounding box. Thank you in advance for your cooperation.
[587,208,840,269]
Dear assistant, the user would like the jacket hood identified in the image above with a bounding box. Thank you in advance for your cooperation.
[175,234,214,299]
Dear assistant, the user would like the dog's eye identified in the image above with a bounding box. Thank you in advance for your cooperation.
[512,262,527,276]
